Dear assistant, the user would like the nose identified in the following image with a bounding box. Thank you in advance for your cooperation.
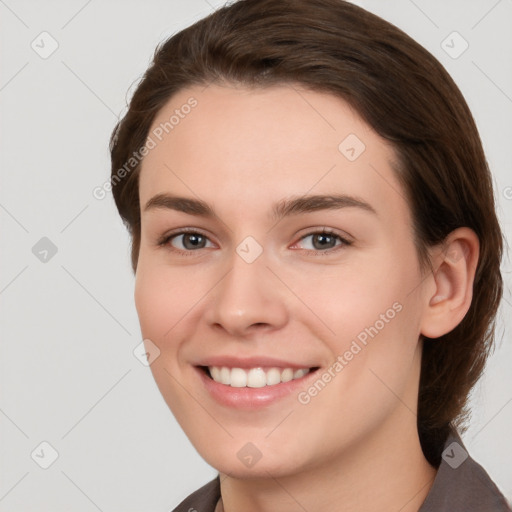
[204,250,289,338]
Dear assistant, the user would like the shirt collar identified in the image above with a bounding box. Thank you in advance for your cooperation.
[418,426,510,511]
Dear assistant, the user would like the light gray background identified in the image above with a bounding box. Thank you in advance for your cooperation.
[0,0,511,510]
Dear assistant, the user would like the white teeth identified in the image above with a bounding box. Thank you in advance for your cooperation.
[210,366,221,382]
[281,368,294,382]
[293,368,308,379]
[230,368,247,388]
[207,366,311,387]
[247,368,267,388]
[266,367,281,386]
[220,367,231,385]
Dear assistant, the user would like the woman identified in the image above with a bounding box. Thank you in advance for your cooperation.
[109,0,510,510]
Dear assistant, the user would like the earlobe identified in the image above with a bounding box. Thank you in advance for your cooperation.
[420,227,479,339]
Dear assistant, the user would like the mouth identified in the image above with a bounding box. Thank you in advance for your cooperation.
[195,363,321,408]
[200,365,317,388]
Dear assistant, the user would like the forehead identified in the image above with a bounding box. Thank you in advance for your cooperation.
[139,83,409,226]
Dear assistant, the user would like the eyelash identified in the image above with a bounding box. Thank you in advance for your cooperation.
[157,228,353,256]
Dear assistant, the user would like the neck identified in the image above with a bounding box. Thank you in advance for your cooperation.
[219,414,437,512]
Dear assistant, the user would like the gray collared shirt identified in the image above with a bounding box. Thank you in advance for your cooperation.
[173,428,511,511]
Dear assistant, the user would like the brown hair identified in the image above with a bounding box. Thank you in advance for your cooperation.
[109,0,504,466]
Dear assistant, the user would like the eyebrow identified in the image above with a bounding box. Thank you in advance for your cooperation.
[143,193,378,220]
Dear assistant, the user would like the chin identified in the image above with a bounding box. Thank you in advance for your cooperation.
[192,435,316,480]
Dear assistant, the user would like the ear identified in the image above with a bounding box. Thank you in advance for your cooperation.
[420,227,480,339]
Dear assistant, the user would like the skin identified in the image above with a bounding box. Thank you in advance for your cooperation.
[134,83,479,512]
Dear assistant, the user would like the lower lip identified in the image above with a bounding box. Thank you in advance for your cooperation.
[196,367,318,409]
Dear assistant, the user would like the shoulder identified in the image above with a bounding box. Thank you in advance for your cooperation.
[420,427,511,512]
[171,475,221,512]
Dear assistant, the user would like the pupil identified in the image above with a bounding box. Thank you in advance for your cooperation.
[184,234,205,250]
[313,234,335,250]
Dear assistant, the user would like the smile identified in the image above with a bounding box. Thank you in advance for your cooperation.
[207,366,311,388]
[194,357,321,408]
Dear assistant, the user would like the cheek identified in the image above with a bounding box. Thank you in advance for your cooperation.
[298,251,421,382]
[134,261,200,339]
[134,267,184,351]
[134,266,195,416]
[134,267,164,338]
[283,253,404,341]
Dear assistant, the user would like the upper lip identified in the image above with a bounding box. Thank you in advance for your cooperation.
[194,355,318,369]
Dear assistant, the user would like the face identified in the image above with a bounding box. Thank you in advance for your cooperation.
[135,83,431,478]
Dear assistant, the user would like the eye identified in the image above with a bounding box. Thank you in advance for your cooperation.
[157,228,351,255]
[159,230,215,252]
[292,229,352,253]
